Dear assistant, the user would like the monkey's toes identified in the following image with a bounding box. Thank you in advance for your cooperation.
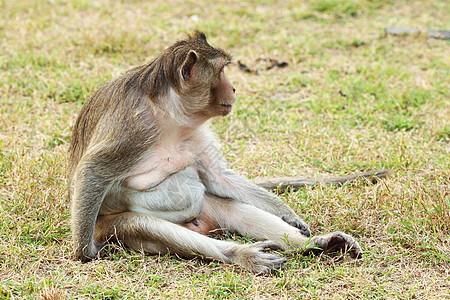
[326,232,363,259]
[255,240,281,252]
[266,255,287,272]
[307,232,363,259]
[255,253,287,273]
[253,241,286,272]
[236,241,287,273]
[347,239,363,259]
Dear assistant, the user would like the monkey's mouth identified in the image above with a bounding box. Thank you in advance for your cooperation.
[219,103,233,115]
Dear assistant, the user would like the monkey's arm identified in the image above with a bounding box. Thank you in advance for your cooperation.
[198,165,298,212]
[196,144,311,235]
[70,160,111,261]
[69,134,137,261]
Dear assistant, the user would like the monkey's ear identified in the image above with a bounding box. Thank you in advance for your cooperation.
[181,50,198,82]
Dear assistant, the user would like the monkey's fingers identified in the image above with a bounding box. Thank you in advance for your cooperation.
[96,242,120,258]
[281,214,311,237]
[74,242,108,263]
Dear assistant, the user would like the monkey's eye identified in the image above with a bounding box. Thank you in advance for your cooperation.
[218,62,231,76]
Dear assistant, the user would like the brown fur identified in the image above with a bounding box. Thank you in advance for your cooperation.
[69,32,362,272]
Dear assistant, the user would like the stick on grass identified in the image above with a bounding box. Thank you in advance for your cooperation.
[255,170,392,191]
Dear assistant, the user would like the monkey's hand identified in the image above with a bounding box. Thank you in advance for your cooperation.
[74,242,108,263]
[281,214,311,237]
[304,232,363,259]
[227,241,287,274]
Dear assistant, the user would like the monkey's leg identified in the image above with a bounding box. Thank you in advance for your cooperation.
[203,195,362,259]
[94,212,286,273]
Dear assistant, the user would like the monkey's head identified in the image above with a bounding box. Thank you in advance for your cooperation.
[163,32,236,118]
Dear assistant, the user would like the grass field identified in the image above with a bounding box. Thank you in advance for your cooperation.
[0,0,449,298]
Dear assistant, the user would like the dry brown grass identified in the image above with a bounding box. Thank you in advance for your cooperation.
[1,0,449,298]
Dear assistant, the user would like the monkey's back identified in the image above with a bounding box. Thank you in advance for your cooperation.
[68,68,162,193]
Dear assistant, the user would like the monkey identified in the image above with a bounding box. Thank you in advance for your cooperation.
[69,32,372,273]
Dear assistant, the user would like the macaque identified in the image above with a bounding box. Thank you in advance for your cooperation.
[68,32,368,273]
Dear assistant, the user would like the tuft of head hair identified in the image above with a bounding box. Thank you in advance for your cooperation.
[193,31,207,42]
[181,31,231,61]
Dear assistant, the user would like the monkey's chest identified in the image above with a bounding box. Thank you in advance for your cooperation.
[125,146,196,191]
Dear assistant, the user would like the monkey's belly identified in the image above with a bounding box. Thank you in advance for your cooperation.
[125,166,205,223]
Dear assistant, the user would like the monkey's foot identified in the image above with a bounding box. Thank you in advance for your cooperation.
[281,214,311,237]
[305,232,362,259]
[228,241,287,274]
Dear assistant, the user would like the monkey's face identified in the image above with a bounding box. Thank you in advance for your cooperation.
[173,33,236,119]
[210,63,236,116]
[179,54,236,118]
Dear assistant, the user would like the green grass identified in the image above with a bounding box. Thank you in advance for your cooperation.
[1,0,449,298]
